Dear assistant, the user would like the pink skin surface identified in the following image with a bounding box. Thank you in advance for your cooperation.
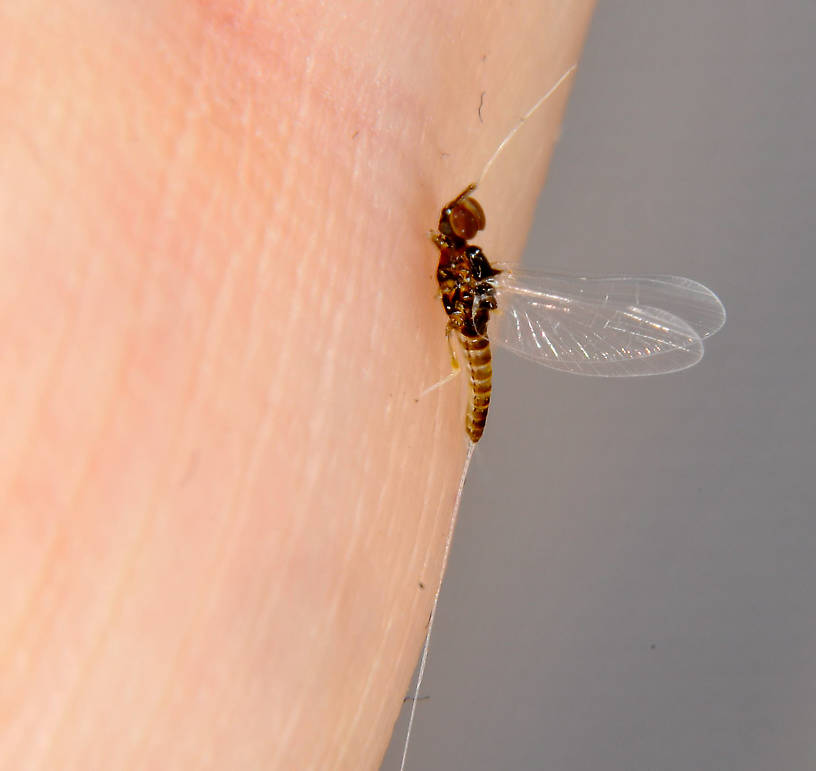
[0,1,594,767]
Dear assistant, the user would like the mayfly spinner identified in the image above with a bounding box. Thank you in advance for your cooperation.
[432,184,726,443]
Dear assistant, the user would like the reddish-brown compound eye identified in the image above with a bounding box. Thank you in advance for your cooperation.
[447,196,486,240]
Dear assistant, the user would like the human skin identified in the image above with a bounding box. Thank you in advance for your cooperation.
[0,1,594,768]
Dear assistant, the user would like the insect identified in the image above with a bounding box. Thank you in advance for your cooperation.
[431,184,726,442]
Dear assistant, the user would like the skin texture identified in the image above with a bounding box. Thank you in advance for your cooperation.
[0,1,594,768]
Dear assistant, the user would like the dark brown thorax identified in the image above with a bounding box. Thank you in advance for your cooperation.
[432,185,501,338]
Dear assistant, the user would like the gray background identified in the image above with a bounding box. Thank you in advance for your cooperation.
[385,1,815,769]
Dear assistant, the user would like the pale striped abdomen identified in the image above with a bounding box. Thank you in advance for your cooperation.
[460,333,493,443]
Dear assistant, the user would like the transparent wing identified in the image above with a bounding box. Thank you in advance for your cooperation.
[489,267,726,377]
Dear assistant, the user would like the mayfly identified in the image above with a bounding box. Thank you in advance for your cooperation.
[402,63,726,771]
[432,184,726,442]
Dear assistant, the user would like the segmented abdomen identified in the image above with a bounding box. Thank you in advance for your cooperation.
[460,333,493,443]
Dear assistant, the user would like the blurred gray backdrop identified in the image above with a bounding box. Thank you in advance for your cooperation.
[384,1,816,769]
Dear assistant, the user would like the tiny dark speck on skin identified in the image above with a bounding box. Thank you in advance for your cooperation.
[650,643,656,650]
[180,451,199,486]
[418,582,425,589]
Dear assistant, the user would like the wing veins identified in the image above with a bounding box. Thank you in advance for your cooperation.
[490,271,714,376]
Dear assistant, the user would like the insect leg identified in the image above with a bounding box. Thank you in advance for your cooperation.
[445,322,461,372]
[477,63,577,186]
[416,324,462,400]
[450,183,478,206]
